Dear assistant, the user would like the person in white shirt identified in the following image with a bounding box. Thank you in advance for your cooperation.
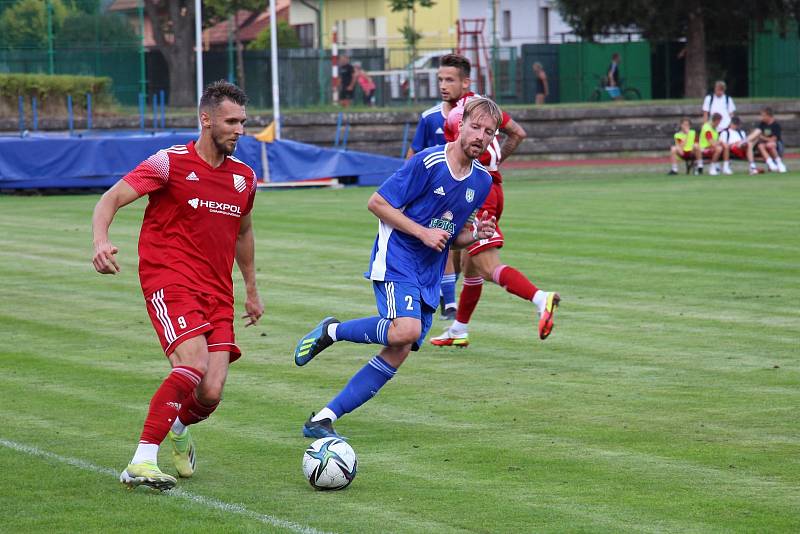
[719,116,747,175]
[702,80,736,131]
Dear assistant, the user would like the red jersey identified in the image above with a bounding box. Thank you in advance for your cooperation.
[123,140,257,302]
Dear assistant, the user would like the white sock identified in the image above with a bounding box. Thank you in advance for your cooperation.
[767,157,775,165]
[670,164,677,172]
[131,443,159,465]
[697,161,703,168]
[450,320,469,335]
[532,290,547,314]
[750,162,757,169]
[171,417,187,436]
[327,323,338,341]
[723,161,730,170]
[775,157,783,164]
[311,407,338,423]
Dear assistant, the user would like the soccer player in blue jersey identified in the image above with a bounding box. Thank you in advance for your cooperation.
[294,97,503,439]
[407,53,475,320]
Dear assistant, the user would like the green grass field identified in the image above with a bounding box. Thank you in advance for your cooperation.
[1,166,798,533]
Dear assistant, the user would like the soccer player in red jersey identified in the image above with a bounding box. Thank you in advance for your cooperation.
[91,81,264,491]
[430,101,560,348]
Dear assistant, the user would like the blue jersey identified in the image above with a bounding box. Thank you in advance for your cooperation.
[410,103,446,153]
[366,145,492,309]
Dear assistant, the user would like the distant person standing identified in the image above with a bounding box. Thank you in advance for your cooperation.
[532,62,549,105]
[605,53,622,100]
[339,55,356,108]
[354,62,376,107]
[702,81,736,131]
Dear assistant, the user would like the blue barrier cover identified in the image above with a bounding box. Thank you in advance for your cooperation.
[0,133,403,189]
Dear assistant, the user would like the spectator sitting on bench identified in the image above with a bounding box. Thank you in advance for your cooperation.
[746,106,787,175]
[696,113,723,175]
[668,117,697,175]
[719,116,747,175]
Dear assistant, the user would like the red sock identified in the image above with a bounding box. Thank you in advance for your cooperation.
[139,366,203,445]
[493,265,538,301]
[455,276,484,324]
[177,390,220,425]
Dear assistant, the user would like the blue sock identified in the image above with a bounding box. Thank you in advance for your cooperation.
[334,316,390,345]
[441,273,457,308]
[327,356,397,417]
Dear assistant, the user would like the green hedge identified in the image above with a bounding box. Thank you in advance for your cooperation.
[0,73,113,109]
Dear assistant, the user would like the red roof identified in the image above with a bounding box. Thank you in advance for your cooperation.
[203,1,290,46]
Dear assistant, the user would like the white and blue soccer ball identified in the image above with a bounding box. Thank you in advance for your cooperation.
[302,437,357,490]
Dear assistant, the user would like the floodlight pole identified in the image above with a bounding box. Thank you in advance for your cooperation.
[269,0,281,139]
[138,0,146,97]
[195,0,204,131]
[46,0,54,74]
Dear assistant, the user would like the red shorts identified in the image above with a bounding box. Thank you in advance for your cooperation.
[467,182,504,256]
[677,150,694,161]
[730,143,747,159]
[701,148,716,159]
[145,285,241,361]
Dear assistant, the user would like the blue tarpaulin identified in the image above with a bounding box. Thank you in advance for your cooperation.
[0,132,403,190]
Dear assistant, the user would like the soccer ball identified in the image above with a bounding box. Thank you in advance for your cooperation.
[302,437,357,490]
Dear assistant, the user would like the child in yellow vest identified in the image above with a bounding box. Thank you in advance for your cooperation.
[668,118,697,175]
[696,113,723,175]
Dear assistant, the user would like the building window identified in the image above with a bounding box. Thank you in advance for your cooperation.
[368,17,377,48]
[502,10,511,41]
[295,23,314,48]
[539,7,550,44]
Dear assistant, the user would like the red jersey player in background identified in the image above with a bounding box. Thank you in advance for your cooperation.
[430,101,560,348]
[92,80,264,491]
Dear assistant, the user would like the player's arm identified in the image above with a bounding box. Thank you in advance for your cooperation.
[367,192,450,252]
[542,73,549,96]
[498,118,526,163]
[91,180,142,275]
[235,213,264,327]
[453,210,496,249]
[405,147,415,159]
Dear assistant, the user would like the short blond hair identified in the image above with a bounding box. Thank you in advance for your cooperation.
[462,97,502,130]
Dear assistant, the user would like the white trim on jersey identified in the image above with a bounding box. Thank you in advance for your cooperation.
[474,161,488,173]
[164,323,212,354]
[421,103,443,118]
[369,219,395,280]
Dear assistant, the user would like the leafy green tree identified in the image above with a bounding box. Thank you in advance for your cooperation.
[248,20,301,50]
[0,0,68,49]
[55,11,139,48]
[204,0,264,91]
[555,0,800,97]
[143,0,197,106]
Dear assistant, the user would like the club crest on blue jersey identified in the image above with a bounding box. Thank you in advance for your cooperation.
[429,210,456,235]
[466,188,475,203]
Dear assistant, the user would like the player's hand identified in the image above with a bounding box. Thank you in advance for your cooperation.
[93,241,120,274]
[474,210,497,241]
[242,293,264,327]
[419,227,450,252]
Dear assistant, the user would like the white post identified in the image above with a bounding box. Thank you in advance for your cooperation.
[194,0,203,130]
[269,0,281,139]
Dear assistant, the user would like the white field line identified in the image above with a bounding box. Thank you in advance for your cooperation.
[0,438,333,534]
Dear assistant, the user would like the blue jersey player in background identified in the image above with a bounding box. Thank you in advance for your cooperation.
[294,98,503,439]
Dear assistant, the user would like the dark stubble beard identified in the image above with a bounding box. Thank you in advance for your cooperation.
[212,129,236,156]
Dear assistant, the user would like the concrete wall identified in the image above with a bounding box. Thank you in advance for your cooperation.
[5,101,796,161]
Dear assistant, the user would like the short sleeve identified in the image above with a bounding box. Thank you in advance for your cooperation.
[701,95,711,112]
[377,155,427,209]
[123,150,169,195]
[499,111,512,130]
[243,167,258,216]
[410,117,428,153]
[728,97,736,114]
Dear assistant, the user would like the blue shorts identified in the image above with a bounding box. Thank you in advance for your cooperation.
[372,281,434,351]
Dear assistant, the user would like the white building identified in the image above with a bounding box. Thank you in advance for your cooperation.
[458,0,572,49]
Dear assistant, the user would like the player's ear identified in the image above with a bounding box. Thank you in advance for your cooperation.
[199,109,212,129]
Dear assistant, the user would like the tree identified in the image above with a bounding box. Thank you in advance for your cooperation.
[204,0,264,92]
[144,0,196,107]
[0,0,68,49]
[555,0,800,98]
[388,0,435,101]
[248,20,301,50]
[55,11,139,49]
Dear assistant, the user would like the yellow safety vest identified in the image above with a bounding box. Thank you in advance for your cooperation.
[674,129,696,152]
[699,123,719,150]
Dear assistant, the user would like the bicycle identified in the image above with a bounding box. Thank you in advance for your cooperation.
[588,76,641,102]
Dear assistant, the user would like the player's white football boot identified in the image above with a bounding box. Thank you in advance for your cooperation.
[777,160,787,173]
[120,460,176,491]
[430,328,469,347]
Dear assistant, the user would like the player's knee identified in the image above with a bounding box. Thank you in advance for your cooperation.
[389,321,421,346]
